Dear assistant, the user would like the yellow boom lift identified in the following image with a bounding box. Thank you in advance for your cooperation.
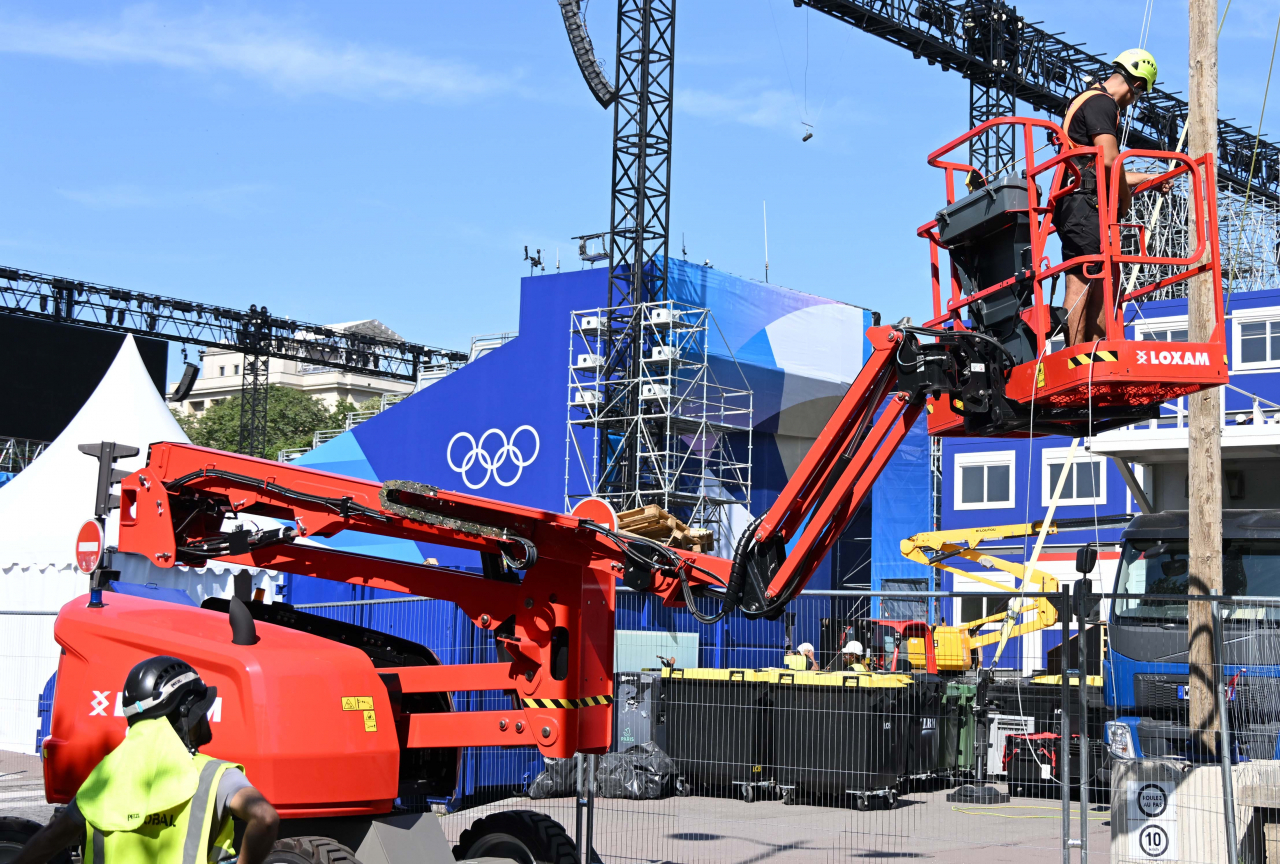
[895,514,1132,672]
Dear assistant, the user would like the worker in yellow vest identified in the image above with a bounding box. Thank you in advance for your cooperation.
[840,641,869,672]
[14,656,279,864]
[1055,48,1171,346]
[784,642,818,671]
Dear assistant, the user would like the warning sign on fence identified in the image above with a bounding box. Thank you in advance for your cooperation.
[1127,781,1178,860]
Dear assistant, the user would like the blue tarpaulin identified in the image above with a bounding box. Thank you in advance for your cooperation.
[870,404,934,620]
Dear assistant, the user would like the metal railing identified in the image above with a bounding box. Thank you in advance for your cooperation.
[276,392,409,462]
[1103,381,1280,433]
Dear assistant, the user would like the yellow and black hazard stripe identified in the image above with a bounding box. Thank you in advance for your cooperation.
[1065,349,1118,369]
[522,694,614,710]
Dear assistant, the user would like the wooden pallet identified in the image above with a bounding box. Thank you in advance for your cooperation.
[616,504,714,553]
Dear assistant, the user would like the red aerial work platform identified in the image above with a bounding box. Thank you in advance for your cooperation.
[39,113,1229,862]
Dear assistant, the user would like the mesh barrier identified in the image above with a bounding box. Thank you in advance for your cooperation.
[1099,593,1280,864]
[298,590,1112,862]
[5,586,1258,861]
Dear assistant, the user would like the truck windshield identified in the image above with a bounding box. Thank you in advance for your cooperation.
[1113,538,1280,622]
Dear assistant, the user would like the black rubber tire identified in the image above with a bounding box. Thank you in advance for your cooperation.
[674,776,693,797]
[453,810,580,864]
[882,789,899,810]
[0,817,72,864]
[854,794,870,812]
[741,784,755,803]
[781,788,795,806]
[266,836,360,864]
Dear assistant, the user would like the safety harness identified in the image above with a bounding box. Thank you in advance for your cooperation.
[1060,85,1117,208]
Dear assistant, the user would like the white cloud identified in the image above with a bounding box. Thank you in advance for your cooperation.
[0,5,508,102]
[677,86,798,130]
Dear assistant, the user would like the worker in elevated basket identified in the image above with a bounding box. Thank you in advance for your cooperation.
[1056,48,1172,346]
[14,656,279,864]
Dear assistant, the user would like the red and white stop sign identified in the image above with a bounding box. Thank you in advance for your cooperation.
[570,497,618,532]
[75,520,104,574]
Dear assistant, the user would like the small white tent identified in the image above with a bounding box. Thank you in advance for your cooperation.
[0,336,281,753]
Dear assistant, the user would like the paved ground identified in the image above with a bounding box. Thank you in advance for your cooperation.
[441,788,1112,864]
[2,751,1108,863]
[0,750,55,825]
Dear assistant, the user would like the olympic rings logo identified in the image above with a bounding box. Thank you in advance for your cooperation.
[447,425,540,490]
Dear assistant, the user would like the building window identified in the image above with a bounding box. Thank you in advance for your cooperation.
[219,366,226,376]
[1141,327,1188,343]
[233,364,240,375]
[1041,446,1106,506]
[1237,318,1280,367]
[190,400,204,413]
[954,451,1016,510]
[959,595,1011,624]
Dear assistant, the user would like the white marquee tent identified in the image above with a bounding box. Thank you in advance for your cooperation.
[0,336,282,753]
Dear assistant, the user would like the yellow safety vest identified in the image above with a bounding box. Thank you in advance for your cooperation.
[76,718,241,864]
[783,654,809,670]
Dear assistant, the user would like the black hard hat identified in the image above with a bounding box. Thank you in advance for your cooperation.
[121,656,217,737]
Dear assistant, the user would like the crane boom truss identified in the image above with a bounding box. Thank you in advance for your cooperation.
[801,0,1280,202]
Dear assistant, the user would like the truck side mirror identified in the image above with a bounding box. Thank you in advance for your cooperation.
[1076,545,1097,575]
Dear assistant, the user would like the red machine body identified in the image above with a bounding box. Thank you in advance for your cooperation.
[44,592,401,817]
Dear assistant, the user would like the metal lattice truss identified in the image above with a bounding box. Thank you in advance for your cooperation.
[1116,165,1280,304]
[0,266,467,381]
[566,301,752,549]
[608,0,675,311]
[802,0,1280,201]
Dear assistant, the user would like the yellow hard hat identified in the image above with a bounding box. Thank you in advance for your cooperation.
[1112,48,1157,94]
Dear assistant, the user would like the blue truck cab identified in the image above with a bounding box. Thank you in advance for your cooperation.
[1105,510,1280,761]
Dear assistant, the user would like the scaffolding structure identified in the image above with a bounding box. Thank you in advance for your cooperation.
[1118,164,1280,304]
[565,300,752,550]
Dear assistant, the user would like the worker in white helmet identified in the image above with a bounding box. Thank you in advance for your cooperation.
[784,642,818,670]
[841,641,868,672]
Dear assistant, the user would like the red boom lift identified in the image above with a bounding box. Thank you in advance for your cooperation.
[38,116,1227,862]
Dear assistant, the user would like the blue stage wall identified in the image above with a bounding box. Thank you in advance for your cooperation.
[285,259,933,801]
[291,258,933,587]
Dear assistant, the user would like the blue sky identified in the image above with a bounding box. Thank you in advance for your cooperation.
[1,1,1278,381]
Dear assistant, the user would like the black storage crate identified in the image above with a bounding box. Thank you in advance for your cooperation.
[766,670,908,800]
[1004,732,1109,800]
[985,678,1107,739]
[662,668,768,795]
[613,670,666,753]
[904,675,945,777]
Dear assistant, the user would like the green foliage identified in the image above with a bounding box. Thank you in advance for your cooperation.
[171,385,354,458]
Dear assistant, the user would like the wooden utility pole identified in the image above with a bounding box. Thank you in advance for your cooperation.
[1187,0,1223,756]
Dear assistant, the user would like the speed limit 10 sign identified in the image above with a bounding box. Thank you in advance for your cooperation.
[75,520,104,574]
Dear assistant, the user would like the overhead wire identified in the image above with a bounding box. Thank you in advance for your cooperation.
[1225,6,1280,312]
[1120,0,1234,304]
[1120,0,1157,147]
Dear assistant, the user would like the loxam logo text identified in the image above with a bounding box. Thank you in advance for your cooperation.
[1136,349,1210,366]
[90,691,222,721]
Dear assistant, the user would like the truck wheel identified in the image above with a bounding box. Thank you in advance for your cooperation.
[453,810,581,864]
[0,817,72,864]
[266,837,359,864]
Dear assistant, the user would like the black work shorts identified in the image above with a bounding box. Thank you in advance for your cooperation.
[1055,193,1101,271]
